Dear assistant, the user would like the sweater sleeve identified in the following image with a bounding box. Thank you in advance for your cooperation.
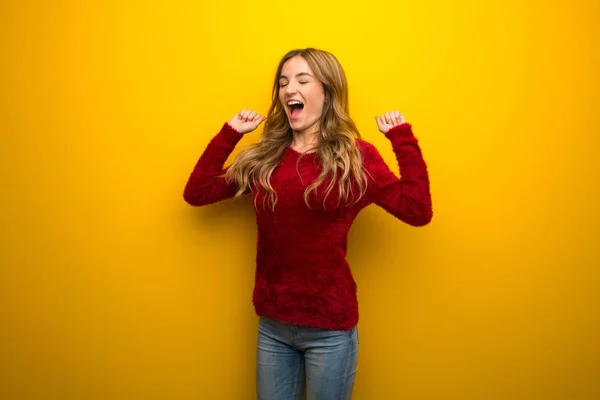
[362,123,433,226]
[183,122,246,206]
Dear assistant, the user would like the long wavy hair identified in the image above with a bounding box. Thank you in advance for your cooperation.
[224,48,368,210]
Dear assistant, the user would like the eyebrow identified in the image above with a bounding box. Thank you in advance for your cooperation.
[279,72,313,80]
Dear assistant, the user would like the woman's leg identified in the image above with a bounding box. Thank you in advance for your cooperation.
[298,325,359,400]
[256,317,305,400]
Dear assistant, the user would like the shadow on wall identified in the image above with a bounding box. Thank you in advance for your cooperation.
[187,191,420,277]
[190,194,257,234]
[348,206,421,272]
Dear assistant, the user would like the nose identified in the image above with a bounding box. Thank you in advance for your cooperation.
[285,81,298,96]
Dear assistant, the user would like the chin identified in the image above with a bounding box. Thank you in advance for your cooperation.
[288,119,304,130]
[290,119,318,134]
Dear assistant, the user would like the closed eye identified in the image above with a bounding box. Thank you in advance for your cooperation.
[279,81,308,87]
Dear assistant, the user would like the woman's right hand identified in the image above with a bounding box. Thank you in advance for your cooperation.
[228,109,267,134]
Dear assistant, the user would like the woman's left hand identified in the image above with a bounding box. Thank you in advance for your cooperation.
[375,110,407,134]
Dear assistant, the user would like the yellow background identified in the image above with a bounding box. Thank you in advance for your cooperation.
[1,0,599,398]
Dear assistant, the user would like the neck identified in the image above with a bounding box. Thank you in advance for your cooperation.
[291,124,319,152]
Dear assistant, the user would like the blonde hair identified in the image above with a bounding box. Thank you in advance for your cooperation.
[225,48,368,210]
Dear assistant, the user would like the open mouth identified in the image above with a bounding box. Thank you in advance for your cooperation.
[287,100,304,120]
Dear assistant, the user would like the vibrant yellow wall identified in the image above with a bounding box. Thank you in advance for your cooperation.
[1,0,598,398]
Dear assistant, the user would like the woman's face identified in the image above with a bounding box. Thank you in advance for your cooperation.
[278,56,326,135]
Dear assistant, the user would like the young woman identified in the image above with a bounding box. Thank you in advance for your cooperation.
[183,48,432,400]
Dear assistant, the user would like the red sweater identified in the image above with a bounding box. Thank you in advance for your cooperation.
[183,122,432,330]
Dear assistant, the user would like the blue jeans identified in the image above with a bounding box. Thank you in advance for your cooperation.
[256,316,359,400]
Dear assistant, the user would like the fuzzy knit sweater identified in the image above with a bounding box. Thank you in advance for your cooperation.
[183,122,432,330]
